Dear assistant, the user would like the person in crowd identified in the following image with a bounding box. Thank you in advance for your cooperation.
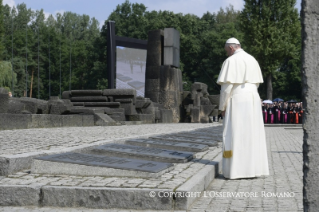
[262,102,268,123]
[268,104,274,123]
[273,102,281,124]
[281,103,288,123]
[288,103,294,123]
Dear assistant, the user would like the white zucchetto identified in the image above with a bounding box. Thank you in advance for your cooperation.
[225,38,240,44]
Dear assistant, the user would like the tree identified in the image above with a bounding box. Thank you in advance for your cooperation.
[0,61,17,89]
[240,0,301,100]
[0,0,5,60]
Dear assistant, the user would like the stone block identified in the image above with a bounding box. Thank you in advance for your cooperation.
[72,102,84,106]
[190,107,200,123]
[155,108,161,120]
[104,107,125,115]
[146,29,163,67]
[200,105,216,117]
[61,91,71,99]
[7,98,25,114]
[48,97,72,115]
[193,93,201,107]
[158,91,180,122]
[159,109,173,123]
[114,98,133,103]
[135,98,152,109]
[0,185,41,206]
[164,28,180,48]
[82,115,95,126]
[0,114,31,130]
[164,46,180,68]
[208,95,220,106]
[128,114,154,123]
[84,102,120,108]
[94,113,117,126]
[160,66,183,92]
[71,90,102,96]
[141,103,156,120]
[120,102,137,115]
[19,97,40,114]
[145,79,160,92]
[145,91,159,103]
[69,107,105,114]
[191,82,208,94]
[182,91,193,105]
[109,112,126,122]
[102,89,136,97]
[185,104,193,114]
[62,115,83,127]
[41,186,173,210]
[29,114,62,128]
[36,99,49,114]
[200,97,212,105]
[302,1,319,210]
[145,66,161,79]
[70,96,108,102]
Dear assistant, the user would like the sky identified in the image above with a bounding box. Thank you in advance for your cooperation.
[3,0,302,29]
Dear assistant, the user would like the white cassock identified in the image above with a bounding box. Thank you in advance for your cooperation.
[217,48,269,179]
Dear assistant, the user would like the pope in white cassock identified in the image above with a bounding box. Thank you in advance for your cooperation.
[217,38,269,179]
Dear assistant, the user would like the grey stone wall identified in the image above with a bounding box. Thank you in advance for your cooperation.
[301,0,319,210]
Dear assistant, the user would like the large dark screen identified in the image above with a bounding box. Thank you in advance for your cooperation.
[116,47,146,97]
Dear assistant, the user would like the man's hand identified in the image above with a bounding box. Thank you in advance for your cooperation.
[221,111,225,117]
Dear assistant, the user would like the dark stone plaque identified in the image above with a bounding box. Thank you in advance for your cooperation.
[93,144,193,163]
[150,136,218,147]
[128,81,145,89]
[126,139,209,152]
[117,76,132,82]
[36,152,172,173]
[169,133,216,140]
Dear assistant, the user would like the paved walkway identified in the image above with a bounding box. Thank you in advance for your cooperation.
[0,127,303,212]
[189,127,303,212]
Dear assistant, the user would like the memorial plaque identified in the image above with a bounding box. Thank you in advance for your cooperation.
[150,136,218,147]
[169,133,220,140]
[92,144,193,163]
[125,138,209,152]
[35,152,172,173]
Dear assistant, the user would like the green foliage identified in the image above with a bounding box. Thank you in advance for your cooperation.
[0,61,17,88]
[240,0,301,99]
[0,0,302,101]
[1,3,104,99]
[0,0,5,59]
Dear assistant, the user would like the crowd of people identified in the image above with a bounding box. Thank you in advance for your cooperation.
[261,101,303,124]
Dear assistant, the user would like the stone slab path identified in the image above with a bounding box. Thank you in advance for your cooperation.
[189,127,303,212]
[0,126,303,211]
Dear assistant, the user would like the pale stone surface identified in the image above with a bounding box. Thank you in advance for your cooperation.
[301,0,319,210]
[0,127,302,211]
[188,128,303,212]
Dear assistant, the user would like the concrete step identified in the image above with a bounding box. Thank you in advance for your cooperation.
[0,152,222,210]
